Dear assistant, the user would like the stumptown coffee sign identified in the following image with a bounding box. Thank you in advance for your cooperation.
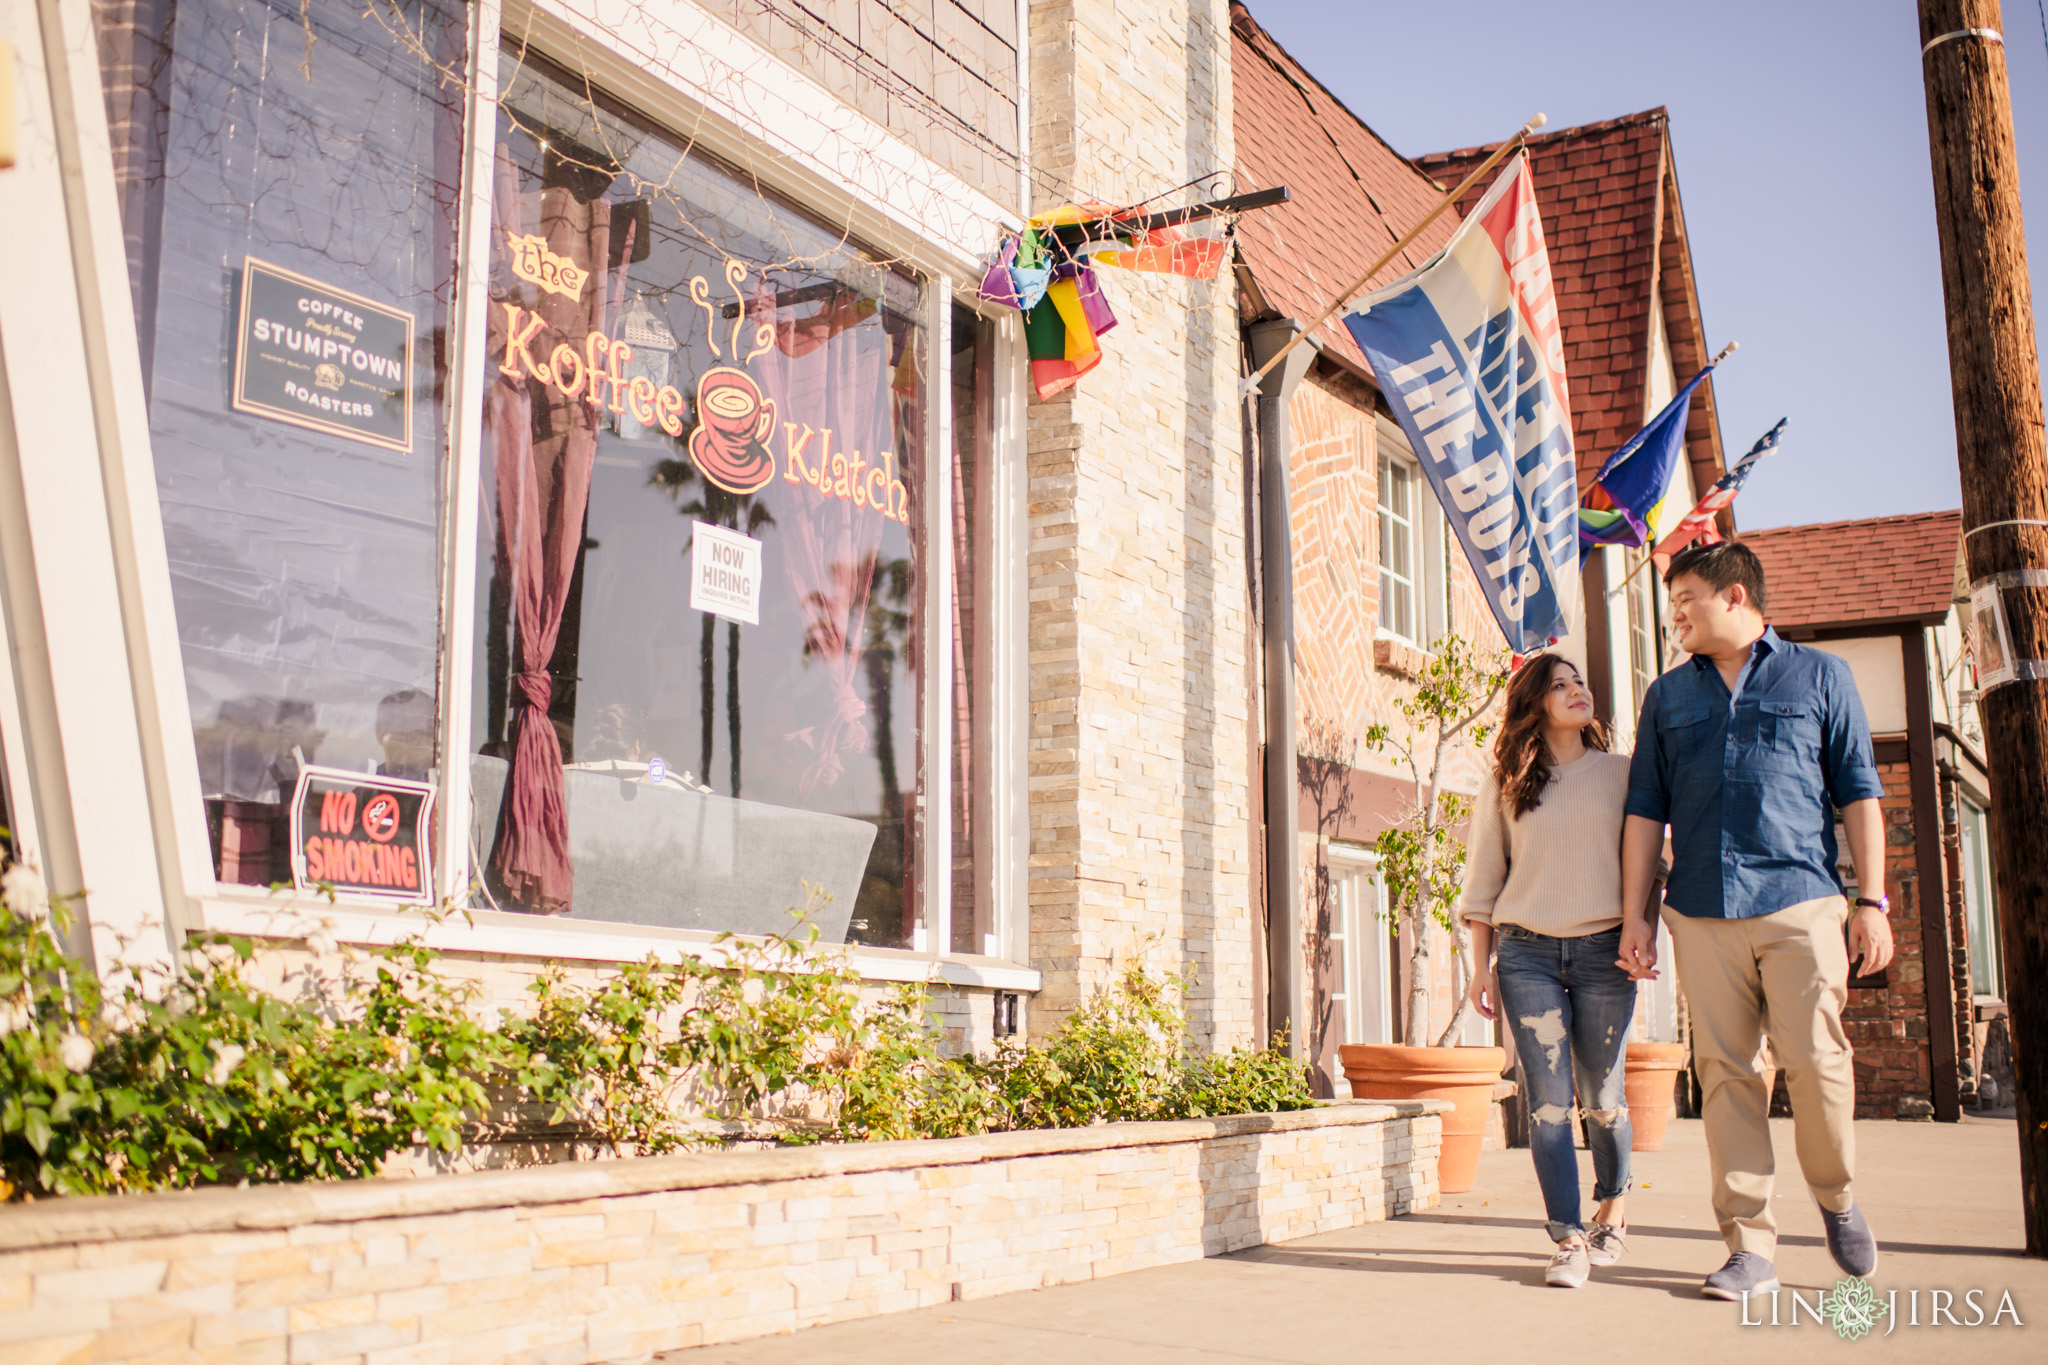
[498,251,911,519]
[232,257,416,453]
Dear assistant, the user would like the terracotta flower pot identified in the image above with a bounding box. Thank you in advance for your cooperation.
[1339,1043,1507,1194]
[1624,1042,1689,1151]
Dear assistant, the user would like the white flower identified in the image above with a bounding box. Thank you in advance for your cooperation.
[1,861,50,924]
[97,998,147,1034]
[58,1031,96,1073]
[0,999,32,1036]
[304,927,339,957]
[206,1042,247,1087]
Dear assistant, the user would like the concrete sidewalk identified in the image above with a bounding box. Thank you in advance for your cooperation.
[677,1116,2044,1362]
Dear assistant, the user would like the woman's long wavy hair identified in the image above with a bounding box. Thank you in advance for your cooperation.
[1493,653,1608,818]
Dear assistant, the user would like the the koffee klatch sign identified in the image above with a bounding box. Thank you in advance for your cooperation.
[233,257,415,453]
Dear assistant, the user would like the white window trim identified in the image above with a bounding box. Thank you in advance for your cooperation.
[1374,417,1448,651]
[1324,842,1392,1052]
[41,0,1037,987]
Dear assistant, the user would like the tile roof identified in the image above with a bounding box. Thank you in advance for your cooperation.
[1418,112,1729,510]
[1741,510,1963,630]
[1227,3,1463,371]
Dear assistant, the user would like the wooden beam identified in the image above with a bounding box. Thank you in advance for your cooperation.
[1919,0,2048,1243]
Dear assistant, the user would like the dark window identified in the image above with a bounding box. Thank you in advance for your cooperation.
[467,51,929,947]
[97,0,462,884]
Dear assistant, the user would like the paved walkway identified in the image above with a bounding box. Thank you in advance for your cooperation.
[678,1116,2044,1362]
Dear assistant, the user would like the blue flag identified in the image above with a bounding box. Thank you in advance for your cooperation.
[1577,365,1716,564]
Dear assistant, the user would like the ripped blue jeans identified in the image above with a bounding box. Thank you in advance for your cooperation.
[1494,923,1636,1242]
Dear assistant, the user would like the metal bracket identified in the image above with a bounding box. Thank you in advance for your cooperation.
[1923,27,2003,56]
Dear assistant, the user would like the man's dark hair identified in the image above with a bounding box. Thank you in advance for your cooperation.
[1664,539,1768,614]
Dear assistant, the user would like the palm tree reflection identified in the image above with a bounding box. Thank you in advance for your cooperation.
[649,457,772,797]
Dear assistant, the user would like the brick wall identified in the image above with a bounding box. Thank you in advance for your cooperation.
[1025,0,1253,1047]
[1281,371,1506,1077]
[1843,759,1934,1118]
[0,1104,1442,1362]
[1285,372,1498,785]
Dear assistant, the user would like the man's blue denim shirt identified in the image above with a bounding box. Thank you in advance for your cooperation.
[1624,626,1886,919]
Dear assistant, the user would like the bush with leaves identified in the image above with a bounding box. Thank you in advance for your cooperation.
[964,963,1315,1128]
[0,863,514,1198]
[0,859,1312,1201]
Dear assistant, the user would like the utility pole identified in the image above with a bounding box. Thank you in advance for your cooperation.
[1919,0,2048,1255]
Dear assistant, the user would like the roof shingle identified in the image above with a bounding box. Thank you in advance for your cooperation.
[1227,4,1462,370]
[1741,510,1963,631]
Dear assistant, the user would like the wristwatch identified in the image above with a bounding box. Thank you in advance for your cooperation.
[1854,895,1890,914]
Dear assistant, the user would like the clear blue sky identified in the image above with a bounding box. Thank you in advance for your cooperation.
[1248,0,2048,532]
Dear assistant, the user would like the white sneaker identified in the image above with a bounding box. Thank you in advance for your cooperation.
[1546,1241,1591,1288]
[1586,1221,1627,1267]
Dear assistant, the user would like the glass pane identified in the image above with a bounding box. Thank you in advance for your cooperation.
[1961,804,2001,996]
[950,305,994,955]
[97,0,462,885]
[468,51,927,947]
[1388,458,1414,523]
[1386,577,1413,643]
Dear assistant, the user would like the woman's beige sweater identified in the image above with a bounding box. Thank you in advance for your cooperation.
[1457,750,1633,939]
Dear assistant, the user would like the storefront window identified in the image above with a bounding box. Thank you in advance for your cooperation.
[97,0,462,884]
[469,51,930,947]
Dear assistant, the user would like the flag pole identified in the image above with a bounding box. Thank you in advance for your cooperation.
[1239,112,1549,399]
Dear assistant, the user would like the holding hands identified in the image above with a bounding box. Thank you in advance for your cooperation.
[1616,914,1659,982]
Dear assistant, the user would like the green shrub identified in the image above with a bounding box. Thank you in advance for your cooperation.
[0,866,516,1199]
[0,863,1310,1201]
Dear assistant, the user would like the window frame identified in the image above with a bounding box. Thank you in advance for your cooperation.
[1374,418,1450,649]
[1326,842,1393,1051]
[93,0,1036,985]
[1625,546,1660,713]
[1958,795,2003,1001]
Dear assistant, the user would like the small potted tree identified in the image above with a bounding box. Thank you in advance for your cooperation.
[1338,634,1508,1194]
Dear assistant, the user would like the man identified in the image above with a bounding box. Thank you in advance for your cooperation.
[1617,540,1892,1299]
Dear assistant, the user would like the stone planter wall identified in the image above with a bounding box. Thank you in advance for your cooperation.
[0,1101,1441,1364]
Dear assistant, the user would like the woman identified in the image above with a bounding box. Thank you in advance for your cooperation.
[1460,653,1651,1289]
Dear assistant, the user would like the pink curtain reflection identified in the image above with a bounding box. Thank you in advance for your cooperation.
[481,148,626,913]
[752,287,895,797]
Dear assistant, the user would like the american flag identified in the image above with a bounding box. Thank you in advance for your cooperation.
[1651,418,1788,561]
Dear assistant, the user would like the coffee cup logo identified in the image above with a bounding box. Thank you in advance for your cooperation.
[690,367,777,495]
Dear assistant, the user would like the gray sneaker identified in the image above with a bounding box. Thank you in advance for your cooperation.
[1586,1221,1626,1267]
[1703,1251,1781,1300]
[1546,1241,1592,1288]
[1819,1203,1879,1277]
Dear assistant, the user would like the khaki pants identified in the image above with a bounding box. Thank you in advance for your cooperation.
[1664,895,1856,1258]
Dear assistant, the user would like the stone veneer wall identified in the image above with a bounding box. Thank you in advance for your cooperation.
[0,1102,1442,1364]
[1024,0,1253,1046]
